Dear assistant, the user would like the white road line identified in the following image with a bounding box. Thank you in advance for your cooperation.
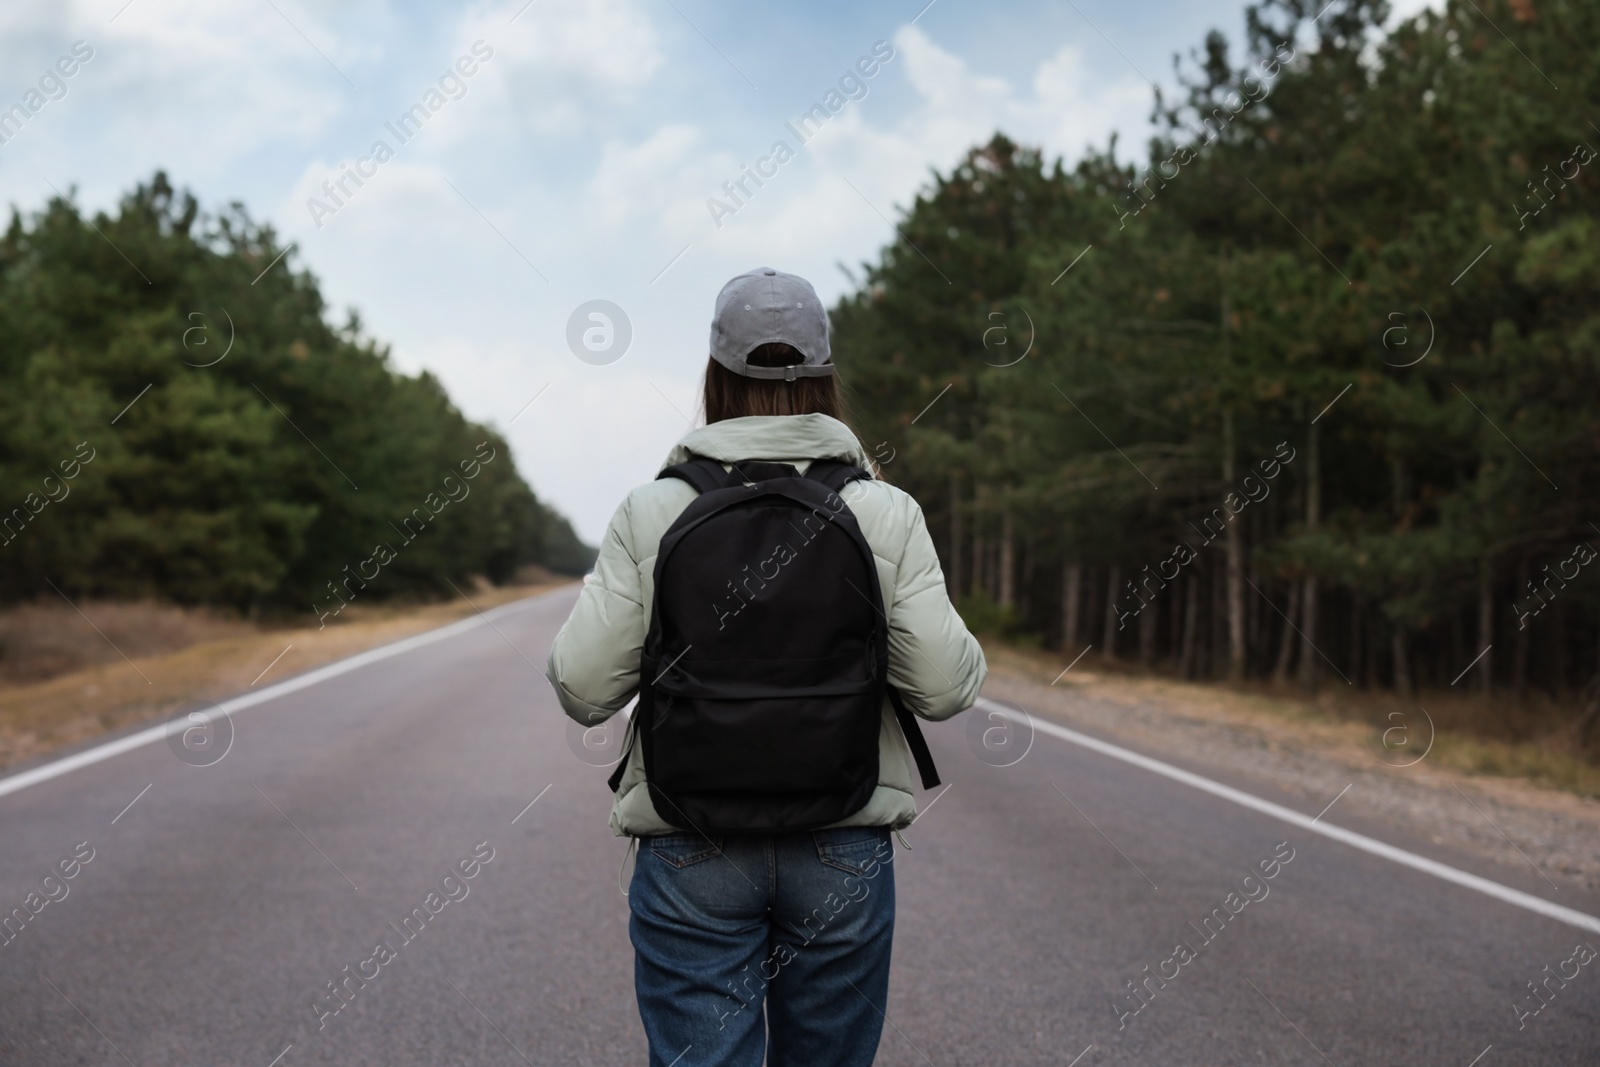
[975,697,1600,936]
[0,593,564,803]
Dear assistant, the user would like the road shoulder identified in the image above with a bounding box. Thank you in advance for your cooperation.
[982,644,1600,894]
[0,581,577,775]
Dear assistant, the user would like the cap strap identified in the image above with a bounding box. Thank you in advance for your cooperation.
[737,363,835,380]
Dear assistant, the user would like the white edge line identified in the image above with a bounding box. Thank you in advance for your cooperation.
[974,697,1600,936]
[0,593,565,803]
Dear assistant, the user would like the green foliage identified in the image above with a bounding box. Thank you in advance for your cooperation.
[956,591,1035,645]
[0,173,593,612]
[835,0,1600,694]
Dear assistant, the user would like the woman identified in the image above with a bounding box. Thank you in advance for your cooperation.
[547,267,986,1067]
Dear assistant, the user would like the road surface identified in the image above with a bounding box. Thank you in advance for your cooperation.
[1,586,1596,1065]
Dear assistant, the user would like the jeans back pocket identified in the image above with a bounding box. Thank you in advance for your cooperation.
[648,833,726,869]
[812,827,891,877]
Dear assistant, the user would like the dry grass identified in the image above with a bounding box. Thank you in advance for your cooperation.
[0,600,255,683]
[985,641,1600,800]
[0,579,574,773]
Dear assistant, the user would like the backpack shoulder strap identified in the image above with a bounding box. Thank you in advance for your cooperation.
[657,457,729,495]
[804,459,872,494]
[606,710,639,793]
[886,685,941,790]
[803,459,935,788]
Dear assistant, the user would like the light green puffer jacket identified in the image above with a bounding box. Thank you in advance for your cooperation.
[546,413,987,837]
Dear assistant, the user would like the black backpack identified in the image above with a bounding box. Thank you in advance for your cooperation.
[607,456,939,834]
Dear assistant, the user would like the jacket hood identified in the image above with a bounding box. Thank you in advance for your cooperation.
[662,414,871,471]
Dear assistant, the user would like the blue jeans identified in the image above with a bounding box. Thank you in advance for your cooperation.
[628,826,896,1067]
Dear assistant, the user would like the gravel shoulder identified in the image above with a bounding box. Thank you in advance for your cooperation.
[981,643,1600,894]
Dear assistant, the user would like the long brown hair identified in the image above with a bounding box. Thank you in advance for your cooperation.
[701,342,853,425]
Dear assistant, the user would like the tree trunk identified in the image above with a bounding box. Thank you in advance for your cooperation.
[1477,557,1494,698]
[1019,534,1034,622]
[1102,564,1123,661]
[1585,629,1600,747]
[1170,572,1185,668]
[1449,607,1464,687]
[1273,580,1301,684]
[998,510,1016,609]
[1366,607,1382,689]
[1298,419,1321,691]
[1348,594,1362,689]
[966,534,979,601]
[1298,575,1320,690]
[1179,572,1200,678]
[948,473,963,600]
[1393,626,1413,697]
[1387,456,1410,697]
[1224,410,1246,680]
[1062,564,1083,650]
[1514,556,1530,698]
[1553,599,1570,697]
[1212,561,1228,678]
[1139,595,1159,668]
[1247,519,1264,664]
[988,539,999,603]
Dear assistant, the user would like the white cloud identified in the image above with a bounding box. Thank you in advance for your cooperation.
[462,0,660,92]
[1029,43,1154,158]
[450,0,663,136]
[0,0,1209,544]
[564,21,1155,286]
[582,124,723,233]
[487,23,1162,538]
[591,24,1154,302]
[893,25,1016,135]
[0,0,356,208]
[1386,0,1448,25]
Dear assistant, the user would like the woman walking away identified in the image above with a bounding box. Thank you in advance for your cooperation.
[547,267,986,1067]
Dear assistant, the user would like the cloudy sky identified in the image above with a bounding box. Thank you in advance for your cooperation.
[0,0,1438,542]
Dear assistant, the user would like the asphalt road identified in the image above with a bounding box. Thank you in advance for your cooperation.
[1,585,1597,1066]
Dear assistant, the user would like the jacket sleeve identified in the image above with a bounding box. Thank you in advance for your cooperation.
[884,496,986,721]
[546,494,646,726]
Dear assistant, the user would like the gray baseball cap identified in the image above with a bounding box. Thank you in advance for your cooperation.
[709,267,834,380]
